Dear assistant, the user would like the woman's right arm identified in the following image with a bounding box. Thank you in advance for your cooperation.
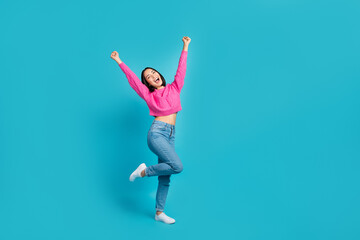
[110,51,149,101]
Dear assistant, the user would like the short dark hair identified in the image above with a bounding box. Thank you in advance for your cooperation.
[141,67,166,93]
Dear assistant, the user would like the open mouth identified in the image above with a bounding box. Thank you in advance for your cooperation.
[155,77,160,83]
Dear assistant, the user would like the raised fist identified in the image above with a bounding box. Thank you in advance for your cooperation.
[110,51,121,62]
[182,36,191,45]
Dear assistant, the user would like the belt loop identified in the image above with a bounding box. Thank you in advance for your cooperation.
[170,127,172,137]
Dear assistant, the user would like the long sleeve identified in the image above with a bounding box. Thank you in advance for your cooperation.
[119,62,149,101]
[171,50,188,93]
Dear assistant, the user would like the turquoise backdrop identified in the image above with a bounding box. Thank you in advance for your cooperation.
[0,0,359,239]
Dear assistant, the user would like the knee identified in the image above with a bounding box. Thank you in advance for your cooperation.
[172,162,183,174]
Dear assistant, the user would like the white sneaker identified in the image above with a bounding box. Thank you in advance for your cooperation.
[129,163,146,182]
[155,212,176,224]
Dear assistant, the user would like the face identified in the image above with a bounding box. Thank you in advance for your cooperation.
[144,68,163,89]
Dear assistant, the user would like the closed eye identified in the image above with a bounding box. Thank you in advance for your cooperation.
[147,70,155,79]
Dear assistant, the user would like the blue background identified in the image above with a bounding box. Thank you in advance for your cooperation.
[1,0,359,239]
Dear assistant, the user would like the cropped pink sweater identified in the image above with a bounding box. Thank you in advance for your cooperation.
[118,50,188,117]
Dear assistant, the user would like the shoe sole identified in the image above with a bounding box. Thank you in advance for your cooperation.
[155,217,175,224]
[155,220,175,224]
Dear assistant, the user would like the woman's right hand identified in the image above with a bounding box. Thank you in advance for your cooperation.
[110,51,122,63]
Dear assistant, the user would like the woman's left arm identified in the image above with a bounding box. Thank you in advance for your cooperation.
[171,36,191,92]
[182,36,191,51]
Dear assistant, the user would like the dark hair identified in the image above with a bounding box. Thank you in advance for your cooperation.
[141,67,166,93]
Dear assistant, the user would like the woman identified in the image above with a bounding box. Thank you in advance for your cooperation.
[110,36,191,224]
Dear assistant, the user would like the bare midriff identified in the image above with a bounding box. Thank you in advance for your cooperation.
[154,112,177,126]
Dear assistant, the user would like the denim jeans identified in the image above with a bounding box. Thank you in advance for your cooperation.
[145,120,183,212]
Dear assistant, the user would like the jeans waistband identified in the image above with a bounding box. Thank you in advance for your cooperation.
[152,120,175,129]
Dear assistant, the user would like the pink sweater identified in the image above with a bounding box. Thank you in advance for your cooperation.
[118,50,188,117]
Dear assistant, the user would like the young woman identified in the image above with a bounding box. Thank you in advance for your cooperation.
[110,36,191,224]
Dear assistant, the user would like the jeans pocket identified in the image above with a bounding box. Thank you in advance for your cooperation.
[149,130,169,145]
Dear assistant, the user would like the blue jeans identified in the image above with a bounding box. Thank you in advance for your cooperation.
[145,120,183,212]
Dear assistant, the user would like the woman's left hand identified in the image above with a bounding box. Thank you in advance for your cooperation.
[182,36,191,46]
